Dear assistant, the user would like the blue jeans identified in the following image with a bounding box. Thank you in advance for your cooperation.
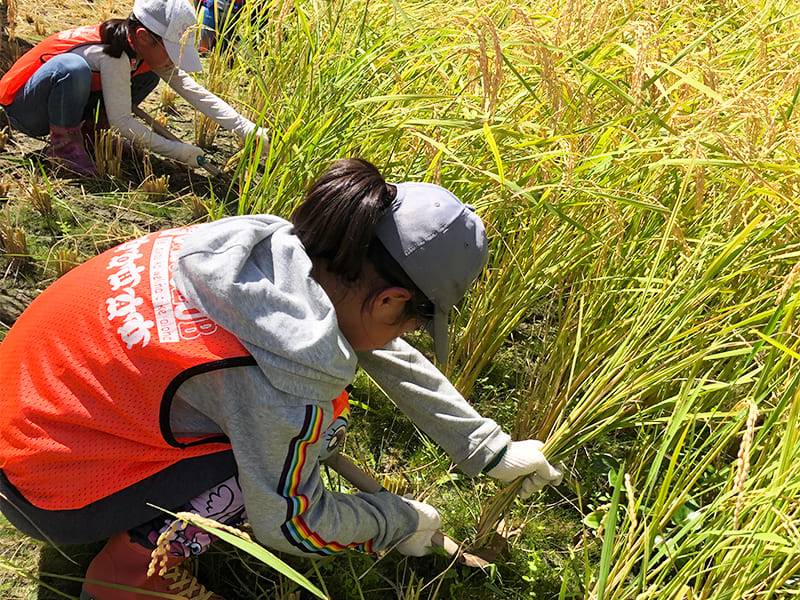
[5,53,159,137]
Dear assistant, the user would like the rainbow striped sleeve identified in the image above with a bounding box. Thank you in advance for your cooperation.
[278,405,374,555]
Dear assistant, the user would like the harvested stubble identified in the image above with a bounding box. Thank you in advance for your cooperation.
[0,216,29,271]
[139,153,169,199]
[25,174,55,221]
[159,87,179,115]
[93,128,124,178]
[183,194,207,220]
[52,246,81,278]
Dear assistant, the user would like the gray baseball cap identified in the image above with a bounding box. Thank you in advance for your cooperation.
[375,182,488,365]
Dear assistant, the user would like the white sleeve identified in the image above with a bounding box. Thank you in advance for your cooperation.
[155,66,256,141]
[96,52,200,164]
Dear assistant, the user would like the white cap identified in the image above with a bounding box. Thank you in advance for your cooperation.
[132,0,202,72]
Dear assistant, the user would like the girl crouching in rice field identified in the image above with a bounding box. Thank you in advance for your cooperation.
[0,0,267,177]
[0,158,562,600]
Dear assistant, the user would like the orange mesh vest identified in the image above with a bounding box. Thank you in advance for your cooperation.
[0,24,153,106]
[0,227,253,510]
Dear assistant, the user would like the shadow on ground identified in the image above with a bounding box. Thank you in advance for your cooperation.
[36,542,102,600]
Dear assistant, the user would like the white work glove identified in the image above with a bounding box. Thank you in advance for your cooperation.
[487,440,564,499]
[175,143,205,169]
[395,496,441,557]
[239,123,270,151]
[251,126,270,149]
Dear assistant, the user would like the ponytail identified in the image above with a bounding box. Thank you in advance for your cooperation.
[100,16,146,60]
[292,158,433,323]
[292,158,394,282]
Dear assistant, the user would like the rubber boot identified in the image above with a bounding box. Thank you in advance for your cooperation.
[48,123,98,177]
[79,532,225,600]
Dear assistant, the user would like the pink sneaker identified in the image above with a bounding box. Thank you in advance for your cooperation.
[80,532,225,600]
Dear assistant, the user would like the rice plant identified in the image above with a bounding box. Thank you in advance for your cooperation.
[51,245,80,277]
[194,53,231,149]
[2,0,799,597]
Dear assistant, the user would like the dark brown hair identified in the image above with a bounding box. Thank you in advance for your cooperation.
[100,16,159,60]
[291,158,434,323]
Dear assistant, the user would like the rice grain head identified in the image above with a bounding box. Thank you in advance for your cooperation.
[732,401,758,529]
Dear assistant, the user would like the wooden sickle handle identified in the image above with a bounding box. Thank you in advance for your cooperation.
[132,106,223,177]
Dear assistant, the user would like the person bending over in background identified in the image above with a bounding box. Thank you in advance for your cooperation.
[0,0,267,177]
[0,158,562,600]
[196,0,245,53]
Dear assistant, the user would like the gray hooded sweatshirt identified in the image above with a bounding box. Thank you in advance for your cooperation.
[170,215,510,556]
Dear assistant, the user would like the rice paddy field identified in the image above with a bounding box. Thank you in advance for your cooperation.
[1,0,800,597]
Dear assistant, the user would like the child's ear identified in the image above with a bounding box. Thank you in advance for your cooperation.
[378,287,412,305]
[370,287,412,322]
[132,27,155,47]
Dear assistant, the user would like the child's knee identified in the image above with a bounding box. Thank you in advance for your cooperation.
[49,54,92,91]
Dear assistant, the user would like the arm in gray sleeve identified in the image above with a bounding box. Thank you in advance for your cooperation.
[357,338,511,476]
[174,366,419,556]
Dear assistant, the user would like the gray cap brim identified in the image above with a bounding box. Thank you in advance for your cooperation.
[427,305,450,365]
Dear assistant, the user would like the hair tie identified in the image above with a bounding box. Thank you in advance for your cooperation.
[382,183,397,207]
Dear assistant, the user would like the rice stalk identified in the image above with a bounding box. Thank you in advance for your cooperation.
[194,54,230,149]
[732,400,758,529]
